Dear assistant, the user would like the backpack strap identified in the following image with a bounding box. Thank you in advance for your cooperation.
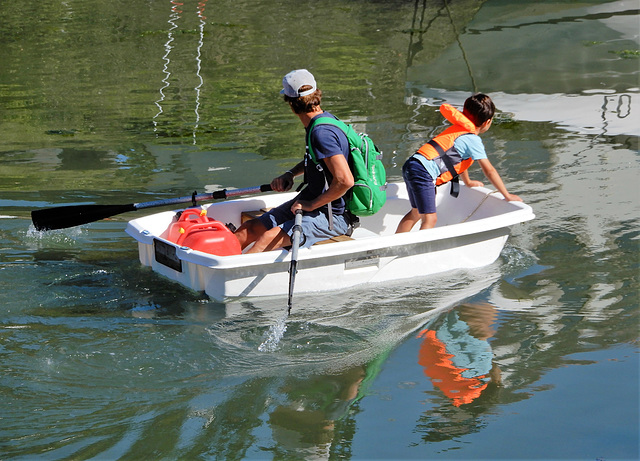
[306,116,351,163]
[305,116,350,230]
[427,139,460,198]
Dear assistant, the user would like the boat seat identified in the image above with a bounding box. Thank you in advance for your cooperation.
[240,209,353,245]
[314,234,354,245]
[241,208,273,223]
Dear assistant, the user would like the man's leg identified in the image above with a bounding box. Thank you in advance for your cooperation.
[246,226,291,253]
[234,219,268,250]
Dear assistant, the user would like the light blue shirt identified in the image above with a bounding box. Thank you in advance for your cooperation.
[412,133,487,181]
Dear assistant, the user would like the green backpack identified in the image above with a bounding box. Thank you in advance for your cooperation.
[306,117,387,216]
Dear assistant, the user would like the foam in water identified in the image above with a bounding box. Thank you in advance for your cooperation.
[258,312,289,352]
[25,224,84,245]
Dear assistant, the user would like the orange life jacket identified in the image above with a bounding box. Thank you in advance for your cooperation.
[415,104,477,197]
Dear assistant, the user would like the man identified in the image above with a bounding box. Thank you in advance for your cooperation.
[234,69,354,253]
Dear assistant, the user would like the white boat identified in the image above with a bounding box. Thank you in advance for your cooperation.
[125,182,535,301]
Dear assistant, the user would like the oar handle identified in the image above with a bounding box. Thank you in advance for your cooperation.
[289,209,303,263]
[133,184,273,210]
[287,209,304,314]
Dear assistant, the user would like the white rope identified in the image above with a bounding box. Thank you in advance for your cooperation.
[461,190,499,223]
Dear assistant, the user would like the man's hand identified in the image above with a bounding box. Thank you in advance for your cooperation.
[271,172,295,192]
[291,200,313,213]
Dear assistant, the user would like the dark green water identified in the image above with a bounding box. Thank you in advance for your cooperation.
[1,0,638,459]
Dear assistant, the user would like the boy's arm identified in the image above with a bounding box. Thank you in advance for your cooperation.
[477,158,522,202]
[460,170,484,188]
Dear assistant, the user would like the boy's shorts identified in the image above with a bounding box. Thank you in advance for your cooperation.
[402,156,437,215]
[257,198,349,248]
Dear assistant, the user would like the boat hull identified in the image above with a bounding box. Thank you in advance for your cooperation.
[126,182,534,301]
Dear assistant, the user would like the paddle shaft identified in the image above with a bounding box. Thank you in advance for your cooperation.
[133,185,271,210]
[32,184,273,231]
[287,209,303,315]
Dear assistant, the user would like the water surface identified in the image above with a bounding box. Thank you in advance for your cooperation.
[1,0,638,459]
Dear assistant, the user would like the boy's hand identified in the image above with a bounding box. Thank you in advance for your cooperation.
[465,179,484,188]
[503,193,523,202]
[460,170,483,188]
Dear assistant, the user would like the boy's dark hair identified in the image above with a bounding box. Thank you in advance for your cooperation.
[463,93,495,127]
[284,86,322,114]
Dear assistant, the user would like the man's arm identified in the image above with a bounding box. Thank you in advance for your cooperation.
[292,154,354,212]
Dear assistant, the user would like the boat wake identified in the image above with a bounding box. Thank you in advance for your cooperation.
[202,265,508,378]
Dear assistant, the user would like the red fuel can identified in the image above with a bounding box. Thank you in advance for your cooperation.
[167,208,241,256]
[167,208,209,243]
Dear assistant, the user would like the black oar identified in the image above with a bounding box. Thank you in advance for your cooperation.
[31,184,273,231]
[287,209,304,315]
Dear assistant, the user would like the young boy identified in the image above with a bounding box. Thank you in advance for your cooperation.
[396,93,522,233]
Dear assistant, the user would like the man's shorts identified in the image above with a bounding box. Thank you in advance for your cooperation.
[257,198,349,248]
[402,156,437,215]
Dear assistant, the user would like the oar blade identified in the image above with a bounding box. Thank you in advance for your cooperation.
[31,203,136,231]
[31,183,275,231]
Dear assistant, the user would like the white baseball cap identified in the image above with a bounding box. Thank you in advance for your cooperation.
[280,69,317,98]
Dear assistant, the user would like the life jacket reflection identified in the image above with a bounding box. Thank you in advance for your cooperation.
[417,309,493,407]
